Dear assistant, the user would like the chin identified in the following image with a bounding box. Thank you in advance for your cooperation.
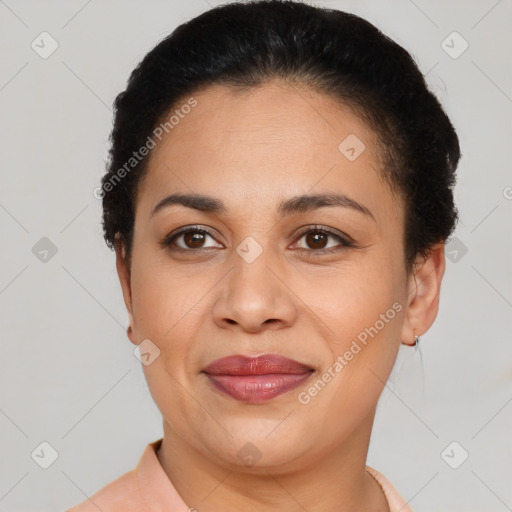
[198,421,314,472]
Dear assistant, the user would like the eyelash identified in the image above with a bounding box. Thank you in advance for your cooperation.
[159,224,356,257]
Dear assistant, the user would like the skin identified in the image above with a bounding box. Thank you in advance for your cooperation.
[115,81,446,512]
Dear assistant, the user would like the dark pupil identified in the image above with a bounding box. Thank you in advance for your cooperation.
[184,231,205,248]
[306,232,327,249]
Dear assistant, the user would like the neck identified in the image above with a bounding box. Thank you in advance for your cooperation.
[156,408,390,512]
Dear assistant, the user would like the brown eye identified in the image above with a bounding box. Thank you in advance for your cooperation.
[304,232,329,250]
[294,227,354,254]
[161,226,222,251]
[182,231,207,249]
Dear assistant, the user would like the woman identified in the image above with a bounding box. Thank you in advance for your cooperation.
[67,0,460,510]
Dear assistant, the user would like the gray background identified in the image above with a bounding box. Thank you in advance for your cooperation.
[0,1,511,511]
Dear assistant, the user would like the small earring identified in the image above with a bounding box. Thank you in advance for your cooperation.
[414,335,420,349]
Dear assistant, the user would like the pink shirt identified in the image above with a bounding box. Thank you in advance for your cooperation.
[66,438,413,512]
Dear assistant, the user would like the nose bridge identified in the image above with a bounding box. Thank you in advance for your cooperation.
[230,234,278,301]
[212,233,297,330]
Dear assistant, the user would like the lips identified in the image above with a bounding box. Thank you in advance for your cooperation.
[202,354,314,403]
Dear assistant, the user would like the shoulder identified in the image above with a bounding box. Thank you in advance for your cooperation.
[64,467,148,512]
[64,439,168,512]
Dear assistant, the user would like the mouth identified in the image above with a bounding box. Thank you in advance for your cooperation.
[202,354,314,403]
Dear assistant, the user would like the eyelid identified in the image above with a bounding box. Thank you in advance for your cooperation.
[160,223,356,254]
[292,224,355,246]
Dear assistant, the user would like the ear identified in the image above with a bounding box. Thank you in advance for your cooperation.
[115,236,137,346]
[401,242,446,346]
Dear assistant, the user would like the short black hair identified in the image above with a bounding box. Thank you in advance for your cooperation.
[100,0,461,274]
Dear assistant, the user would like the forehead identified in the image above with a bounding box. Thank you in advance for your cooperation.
[137,81,402,225]
[153,81,380,162]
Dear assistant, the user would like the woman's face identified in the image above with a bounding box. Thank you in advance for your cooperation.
[117,82,427,471]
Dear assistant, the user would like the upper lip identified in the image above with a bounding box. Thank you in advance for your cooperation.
[203,354,313,376]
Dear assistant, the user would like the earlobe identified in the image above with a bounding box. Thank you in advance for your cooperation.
[400,242,446,346]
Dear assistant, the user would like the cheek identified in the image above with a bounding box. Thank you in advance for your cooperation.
[295,303,403,450]
[307,255,402,343]
[129,259,205,354]
[307,262,404,400]
[328,282,403,352]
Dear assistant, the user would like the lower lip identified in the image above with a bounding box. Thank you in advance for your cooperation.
[205,372,313,403]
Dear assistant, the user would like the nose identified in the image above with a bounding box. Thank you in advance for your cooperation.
[212,248,298,333]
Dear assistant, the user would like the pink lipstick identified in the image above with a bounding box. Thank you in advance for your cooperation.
[202,354,314,403]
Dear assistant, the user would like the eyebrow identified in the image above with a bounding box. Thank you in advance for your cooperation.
[151,192,375,221]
